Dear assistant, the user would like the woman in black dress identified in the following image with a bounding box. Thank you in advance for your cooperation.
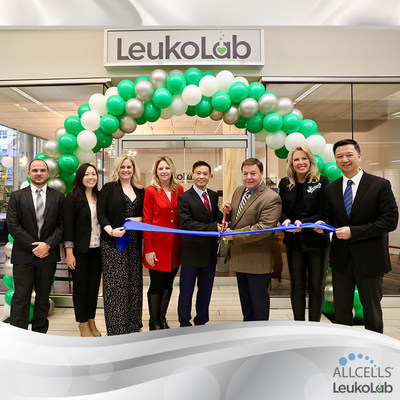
[63,163,102,337]
[97,155,144,335]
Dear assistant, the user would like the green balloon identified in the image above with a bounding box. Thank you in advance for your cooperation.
[153,88,173,109]
[95,129,113,148]
[166,73,187,94]
[118,79,136,101]
[246,112,264,133]
[184,67,203,86]
[27,175,31,183]
[265,90,277,96]
[195,96,213,118]
[354,287,362,308]
[3,274,14,289]
[323,299,334,315]
[263,112,283,133]
[78,103,91,117]
[58,154,79,174]
[8,234,14,244]
[235,117,247,129]
[143,101,161,122]
[64,116,83,136]
[315,155,325,172]
[202,71,216,77]
[186,105,196,116]
[106,95,126,116]
[354,305,364,320]
[248,82,265,101]
[29,303,34,322]
[211,91,231,112]
[135,75,150,83]
[228,82,248,103]
[322,162,343,182]
[59,171,76,187]
[100,114,119,134]
[58,133,78,154]
[5,288,14,306]
[136,114,147,125]
[275,146,289,159]
[282,113,302,134]
[300,119,318,137]
[34,152,47,160]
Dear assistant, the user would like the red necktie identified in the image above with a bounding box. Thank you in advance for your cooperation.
[202,192,211,217]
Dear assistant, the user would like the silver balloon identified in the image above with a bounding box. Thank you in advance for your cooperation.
[325,270,333,284]
[54,126,67,140]
[255,129,268,142]
[169,69,184,75]
[3,258,13,277]
[125,98,144,118]
[134,80,154,102]
[4,241,13,258]
[258,93,278,115]
[292,108,304,120]
[209,110,223,121]
[223,106,240,125]
[48,298,55,316]
[3,303,10,318]
[31,291,36,304]
[239,98,259,118]
[150,69,168,89]
[325,283,334,303]
[43,140,62,159]
[47,177,66,193]
[112,130,125,139]
[276,97,294,117]
[119,115,137,133]
[44,158,60,178]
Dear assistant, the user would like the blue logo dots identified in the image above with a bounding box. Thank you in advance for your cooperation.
[338,353,378,369]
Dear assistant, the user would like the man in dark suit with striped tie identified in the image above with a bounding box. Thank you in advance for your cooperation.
[177,161,224,327]
[6,159,64,333]
[316,139,398,333]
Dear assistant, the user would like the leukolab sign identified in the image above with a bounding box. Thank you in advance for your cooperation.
[105,30,264,66]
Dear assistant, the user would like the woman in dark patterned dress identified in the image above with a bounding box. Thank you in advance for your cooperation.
[97,155,144,335]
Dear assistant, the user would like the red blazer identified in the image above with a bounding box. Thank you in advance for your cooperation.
[143,184,184,271]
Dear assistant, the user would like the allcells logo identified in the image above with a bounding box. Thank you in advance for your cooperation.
[332,352,394,394]
[116,31,252,61]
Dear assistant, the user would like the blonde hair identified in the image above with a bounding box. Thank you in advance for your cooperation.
[150,155,179,193]
[286,144,320,189]
[110,155,143,189]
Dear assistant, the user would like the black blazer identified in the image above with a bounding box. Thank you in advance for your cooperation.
[97,181,144,246]
[63,193,95,253]
[178,187,223,268]
[6,185,64,264]
[278,175,330,248]
[323,172,398,277]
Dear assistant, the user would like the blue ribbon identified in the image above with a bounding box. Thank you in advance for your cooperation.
[114,220,335,252]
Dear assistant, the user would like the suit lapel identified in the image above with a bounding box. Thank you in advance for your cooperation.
[159,188,173,208]
[189,187,210,219]
[43,187,54,222]
[233,184,264,227]
[24,186,36,220]
[350,173,369,217]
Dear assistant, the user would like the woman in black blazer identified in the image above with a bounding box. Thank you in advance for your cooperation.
[64,163,102,337]
[97,155,144,335]
[278,144,330,322]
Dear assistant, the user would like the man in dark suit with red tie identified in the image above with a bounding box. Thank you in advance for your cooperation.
[6,159,64,333]
[177,161,224,327]
[316,139,398,333]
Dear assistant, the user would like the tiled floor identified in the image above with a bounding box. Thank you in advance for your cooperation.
[2,284,400,341]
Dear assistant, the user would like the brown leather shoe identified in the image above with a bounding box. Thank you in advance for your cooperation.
[88,319,102,337]
[79,322,94,337]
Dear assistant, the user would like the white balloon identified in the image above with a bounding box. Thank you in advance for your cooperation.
[182,85,202,106]
[255,129,268,142]
[4,258,13,277]
[4,242,13,258]
[161,107,174,119]
[54,126,67,140]
[216,70,235,92]
[31,290,36,304]
[170,95,188,116]
[105,87,119,99]
[81,110,101,132]
[48,298,55,316]
[292,108,304,120]
[233,76,249,86]
[265,130,287,150]
[89,93,107,116]
[74,148,95,164]
[320,143,335,163]
[3,303,10,318]
[77,130,97,151]
[305,134,327,155]
[1,156,13,169]
[199,75,219,97]
[20,180,30,189]
[285,132,306,151]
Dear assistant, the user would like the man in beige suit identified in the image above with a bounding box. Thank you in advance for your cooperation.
[225,158,282,321]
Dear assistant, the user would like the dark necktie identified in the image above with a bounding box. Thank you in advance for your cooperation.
[236,190,250,217]
[202,192,211,217]
[36,188,44,238]
[343,180,353,216]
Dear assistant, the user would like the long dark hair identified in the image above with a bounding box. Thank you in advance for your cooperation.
[68,163,99,209]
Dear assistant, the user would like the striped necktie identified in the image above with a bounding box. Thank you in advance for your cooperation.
[343,180,353,216]
[236,190,250,217]
[36,188,44,238]
[202,191,211,217]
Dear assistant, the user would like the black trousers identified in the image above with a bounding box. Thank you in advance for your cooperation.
[332,253,384,333]
[148,267,178,295]
[11,260,57,333]
[286,235,329,321]
[70,247,102,323]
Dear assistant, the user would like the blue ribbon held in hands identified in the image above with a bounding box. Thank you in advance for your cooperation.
[114,220,335,252]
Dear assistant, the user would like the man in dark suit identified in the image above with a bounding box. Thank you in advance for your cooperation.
[177,161,224,327]
[316,139,398,333]
[6,159,64,333]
